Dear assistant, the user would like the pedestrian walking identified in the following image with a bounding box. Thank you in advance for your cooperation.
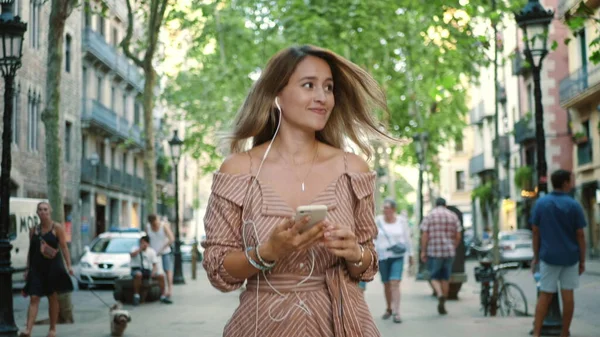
[530,169,587,337]
[202,45,397,337]
[146,214,175,302]
[419,197,461,315]
[375,199,413,323]
[20,202,74,337]
[129,235,172,305]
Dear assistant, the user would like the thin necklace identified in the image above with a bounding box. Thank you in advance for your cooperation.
[276,142,318,192]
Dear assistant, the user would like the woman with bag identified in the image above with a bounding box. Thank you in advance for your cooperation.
[375,199,413,323]
[20,202,74,337]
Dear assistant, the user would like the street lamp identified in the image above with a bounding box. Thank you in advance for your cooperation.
[515,0,553,195]
[412,132,428,281]
[0,1,27,335]
[168,130,185,285]
[515,1,560,335]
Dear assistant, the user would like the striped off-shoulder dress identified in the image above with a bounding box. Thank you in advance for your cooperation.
[202,157,381,337]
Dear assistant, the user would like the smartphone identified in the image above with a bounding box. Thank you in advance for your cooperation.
[295,205,328,233]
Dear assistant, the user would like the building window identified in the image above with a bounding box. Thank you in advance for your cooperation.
[122,152,128,173]
[65,122,72,162]
[578,28,587,70]
[96,75,103,101]
[99,16,105,37]
[110,85,116,110]
[112,28,119,48]
[12,83,20,145]
[133,157,138,177]
[577,121,593,166]
[84,2,91,27]
[134,101,141,125]
[455,171,465,191]
[82,67,88,99]
[527,83,533,115]
[27,91,39,151]
[455,139,463,153]
[122,94,128,117]
[82,134,87,160]
[65,34,72,73]
[29,0,40,49]
[14,0,20,16]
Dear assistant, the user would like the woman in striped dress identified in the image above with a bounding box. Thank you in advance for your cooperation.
[202,45,397,337]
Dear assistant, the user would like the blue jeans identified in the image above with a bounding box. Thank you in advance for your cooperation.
[427,257,454,281]
[379,257,405,283]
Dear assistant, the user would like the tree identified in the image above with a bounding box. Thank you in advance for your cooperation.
[121,0,171,216]
[165,1,515,177]
[42,0,79,324]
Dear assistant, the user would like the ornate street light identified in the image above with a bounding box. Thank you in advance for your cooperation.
[515,0,553,195]
[515,1,560,335]
[0,0,27,335]
[168,130,185,285]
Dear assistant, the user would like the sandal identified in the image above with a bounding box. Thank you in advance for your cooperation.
[381,308,392,320]
[393,314,403,323]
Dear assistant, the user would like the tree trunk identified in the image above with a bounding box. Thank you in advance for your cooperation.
[41,0,77,324]
[143,67,157,216]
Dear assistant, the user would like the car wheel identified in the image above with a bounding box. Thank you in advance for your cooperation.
[78,281,89,290]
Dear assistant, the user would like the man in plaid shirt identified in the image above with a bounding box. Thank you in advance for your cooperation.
[420,198,462,315]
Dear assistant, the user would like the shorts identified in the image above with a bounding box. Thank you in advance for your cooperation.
[427,257,454,281]
[161,253,173,273]
[379,257,404,283]
[131,268,152,280]
[539,260,580,293]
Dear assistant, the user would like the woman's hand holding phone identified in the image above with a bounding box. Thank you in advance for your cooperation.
[322,221,362,263]
[259,216,325,262]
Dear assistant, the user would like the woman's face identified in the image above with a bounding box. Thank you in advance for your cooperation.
[277,55,335,132]
[383,204,395,218]
[37,203,52,221]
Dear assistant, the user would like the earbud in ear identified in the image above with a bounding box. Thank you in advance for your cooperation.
[275,97,282,112]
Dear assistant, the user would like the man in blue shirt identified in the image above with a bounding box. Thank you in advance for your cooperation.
[530,169,587,337]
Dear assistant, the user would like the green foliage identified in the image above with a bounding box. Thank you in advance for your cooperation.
[513,166,533,190]
[165,1,512,174]
[471,182,493,203]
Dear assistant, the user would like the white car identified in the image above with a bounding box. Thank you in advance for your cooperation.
[76,228,144,289]
[499,229,534,266]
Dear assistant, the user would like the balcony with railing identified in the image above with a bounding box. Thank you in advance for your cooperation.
[81,99,144,148]
[493,135,510,164]
[82,28,144,91]
[559,63,600,107]
[514,118,535,144]
[469,153,494,176]
[469,100,493,125]
[80,159,146,194]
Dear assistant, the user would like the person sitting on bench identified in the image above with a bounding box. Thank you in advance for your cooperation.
[130,235,172,305]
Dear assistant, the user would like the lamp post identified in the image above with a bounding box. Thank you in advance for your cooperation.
[413,132,428,280]
[0,1,27,335]
[515,1,560,335]
[168,130,185,285]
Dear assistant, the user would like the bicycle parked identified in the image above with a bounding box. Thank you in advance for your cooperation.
[472,245,529,317]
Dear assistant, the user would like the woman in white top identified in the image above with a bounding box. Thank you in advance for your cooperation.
[147,214,175,300]
[375,199,413,323]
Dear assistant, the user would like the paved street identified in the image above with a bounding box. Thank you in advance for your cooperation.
[12,263,600,337]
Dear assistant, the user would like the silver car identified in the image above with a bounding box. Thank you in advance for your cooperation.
[499,230,534,266]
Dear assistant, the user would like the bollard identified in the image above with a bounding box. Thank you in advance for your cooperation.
[530,267,562,336]
[191,241,198,280]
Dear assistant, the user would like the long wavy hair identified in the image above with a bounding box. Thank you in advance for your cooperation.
[228,45,393,157]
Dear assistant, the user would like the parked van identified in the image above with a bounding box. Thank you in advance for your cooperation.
[9,198,46,286]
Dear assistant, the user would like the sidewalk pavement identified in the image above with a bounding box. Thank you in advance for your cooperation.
[14,265,599,337]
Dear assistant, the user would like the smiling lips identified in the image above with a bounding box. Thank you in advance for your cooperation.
[309,108,328,115]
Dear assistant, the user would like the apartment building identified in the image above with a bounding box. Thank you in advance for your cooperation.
[78,0,147,246]
[1,0,83,252]
[469,0,572,237]
[438,129,474,229]
[559,0,600,259]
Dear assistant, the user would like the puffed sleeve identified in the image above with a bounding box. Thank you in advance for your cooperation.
[201,173,251,292]
[348,172,379,282]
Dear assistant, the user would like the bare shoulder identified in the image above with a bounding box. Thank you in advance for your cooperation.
[345,152,370,173]
[218,152,252,175]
